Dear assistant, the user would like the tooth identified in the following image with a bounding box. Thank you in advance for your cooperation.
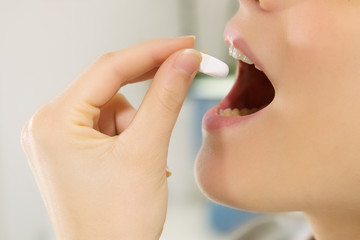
[255,65,262,71]
[229,45,254,65]
[232,108,240,116]
[240,108,250,116]
[219,109,224,116]
[229,45,234,56]
[250,108,259,114]
[223,108,233,117]
[240,55,254,65]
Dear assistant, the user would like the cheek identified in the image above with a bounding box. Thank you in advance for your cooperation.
[278,3,353,114]
[282,3,335,50]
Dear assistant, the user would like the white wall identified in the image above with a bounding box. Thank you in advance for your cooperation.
[0,0,234,239]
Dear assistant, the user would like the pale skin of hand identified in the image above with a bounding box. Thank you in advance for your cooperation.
[21,37,202,240]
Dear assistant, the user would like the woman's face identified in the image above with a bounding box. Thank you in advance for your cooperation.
[195,0,360,213]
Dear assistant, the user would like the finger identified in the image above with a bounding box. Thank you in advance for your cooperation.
[97,94,136,136]
[114,96,136,134]
[127,49,202,146]
[66,37,195,108]
[126,67,159,84]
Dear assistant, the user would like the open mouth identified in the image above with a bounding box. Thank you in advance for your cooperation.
[217,47,275,117]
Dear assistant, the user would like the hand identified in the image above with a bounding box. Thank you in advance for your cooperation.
[21,37,202,240]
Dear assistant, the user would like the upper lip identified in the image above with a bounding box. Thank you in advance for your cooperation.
[221,22,276,114]
[223,23,265,71]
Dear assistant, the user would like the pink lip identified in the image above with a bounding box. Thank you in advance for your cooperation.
[223,24,265,71]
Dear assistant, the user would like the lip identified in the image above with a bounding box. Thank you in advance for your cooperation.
[202,24,270,131]
[223,24,265,71]
[202,102,262,131]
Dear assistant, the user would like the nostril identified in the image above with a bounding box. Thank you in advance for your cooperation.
[257,0,294,12]
[255,0,277,11]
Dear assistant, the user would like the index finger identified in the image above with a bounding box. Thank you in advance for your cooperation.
[65,37,195,107]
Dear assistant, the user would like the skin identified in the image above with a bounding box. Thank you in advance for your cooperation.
[195,0,360,239]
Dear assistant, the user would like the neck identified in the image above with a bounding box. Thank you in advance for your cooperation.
[305,210,360,240]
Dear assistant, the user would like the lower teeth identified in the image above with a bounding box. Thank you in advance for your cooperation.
[219,107,259,117]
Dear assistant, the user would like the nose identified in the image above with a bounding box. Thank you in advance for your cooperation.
[255,0,300,11]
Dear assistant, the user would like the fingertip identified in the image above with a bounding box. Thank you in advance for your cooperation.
[167,35,196,49]
[178,35,196,44]
[179,35,196,40]
[173,49,202,76]
[20,121,30,149]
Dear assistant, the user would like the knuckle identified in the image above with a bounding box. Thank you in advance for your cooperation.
[98,51,115,62]
[23,104,53,142]
[97,51,127,82]
[97,52,117,70]
[20,121,30,150]
[20,105,54,163]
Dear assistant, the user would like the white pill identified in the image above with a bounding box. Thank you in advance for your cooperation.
[199,52,229,78]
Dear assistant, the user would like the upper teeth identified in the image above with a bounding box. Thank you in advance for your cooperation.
[229,45,262,71]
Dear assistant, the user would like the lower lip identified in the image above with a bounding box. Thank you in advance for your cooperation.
[202,103,261,131]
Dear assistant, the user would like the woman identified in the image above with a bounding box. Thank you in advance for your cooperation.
[21,0,360,239]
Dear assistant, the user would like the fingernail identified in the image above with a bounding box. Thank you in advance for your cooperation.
[173,49,202,75]
[179,35,196,40]
[166,166,172,178]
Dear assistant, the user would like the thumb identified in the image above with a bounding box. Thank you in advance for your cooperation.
[126,49,202,146]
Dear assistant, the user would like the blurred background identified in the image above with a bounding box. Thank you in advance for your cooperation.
[0,0,310,239]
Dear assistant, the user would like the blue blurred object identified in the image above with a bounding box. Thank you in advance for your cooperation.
[210,204,259,233]
[190,75,260,233]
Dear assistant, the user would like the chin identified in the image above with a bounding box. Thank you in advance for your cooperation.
[195,142,263,212]
[194,130,307,213]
